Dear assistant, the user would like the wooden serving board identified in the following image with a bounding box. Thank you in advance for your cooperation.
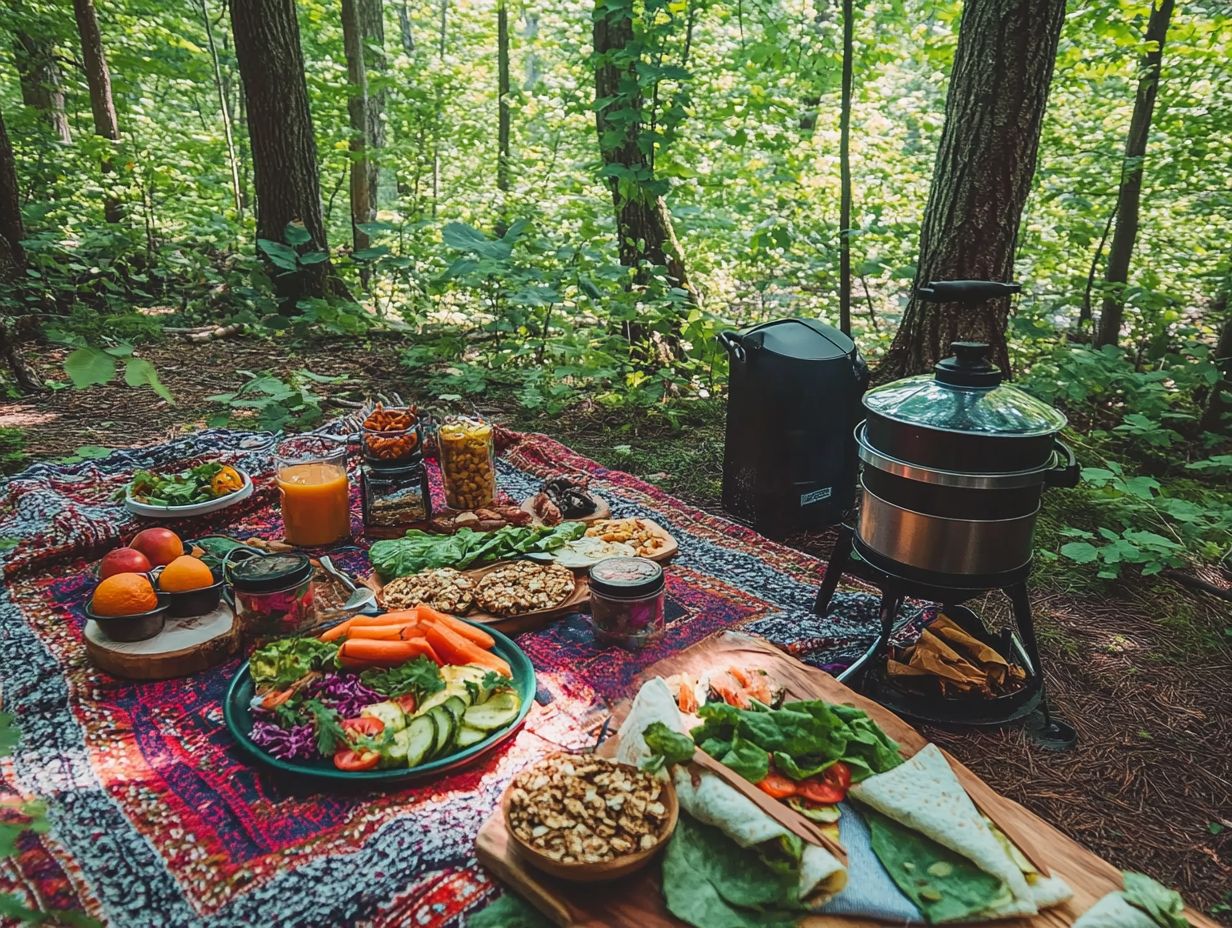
[520,494,612,525]
[475,632,1219,928]
[578,516,678,565]
[363,560,592,635]
[84,603,241,680]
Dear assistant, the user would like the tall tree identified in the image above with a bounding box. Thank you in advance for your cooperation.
[199,0,243,220]
[231,0,343,306]
[496,0,511,206]
[0,106,38,392]
[342,0,373,263]
[72,0,122,223]
[397,1,415,54]
[837,0,854,336]
[11,19,71,143]
[877,0,1066,381]
[592,0,693,301]
[1094,0,1175,349]
[360,0,386,215]
[1198,268,1231,433]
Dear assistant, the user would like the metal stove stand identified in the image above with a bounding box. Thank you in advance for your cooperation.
[814,525,1076,750]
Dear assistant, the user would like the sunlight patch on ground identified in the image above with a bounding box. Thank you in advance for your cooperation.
[0,406,58,429]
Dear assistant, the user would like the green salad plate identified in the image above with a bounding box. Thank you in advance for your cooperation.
[223,621,536,782]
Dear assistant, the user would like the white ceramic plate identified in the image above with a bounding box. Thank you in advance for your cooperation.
[526,537,636,569]
[124,468,255,518]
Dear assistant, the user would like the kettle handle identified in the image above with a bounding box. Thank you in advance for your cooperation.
[1045,439,1080,488]
[717,331,747,363]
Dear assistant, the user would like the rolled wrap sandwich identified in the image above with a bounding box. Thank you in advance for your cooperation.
[848,743,1072,922]
[1072,871,1191,928]
[616,677,847,902]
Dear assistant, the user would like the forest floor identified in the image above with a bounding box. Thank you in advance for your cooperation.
[4,334,1230,921]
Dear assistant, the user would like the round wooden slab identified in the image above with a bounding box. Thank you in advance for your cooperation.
[84,603,242,681]
[520,494,611,525]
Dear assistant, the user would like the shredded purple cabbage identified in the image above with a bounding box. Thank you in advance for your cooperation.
[303,672,383,719]
[249,719,317,760]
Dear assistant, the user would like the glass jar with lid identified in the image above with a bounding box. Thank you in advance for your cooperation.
[588,556,666,649]
[361,459,432,538]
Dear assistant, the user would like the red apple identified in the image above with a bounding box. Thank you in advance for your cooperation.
[98,546,152,579]
[129,528,184,567]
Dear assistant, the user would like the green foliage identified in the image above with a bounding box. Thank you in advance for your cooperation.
[207,370,349,432]
[0,427,26,474]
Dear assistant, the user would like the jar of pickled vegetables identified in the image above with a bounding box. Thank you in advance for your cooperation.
[438,416,496,510]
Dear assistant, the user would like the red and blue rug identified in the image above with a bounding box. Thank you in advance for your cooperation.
[0,425,921,927]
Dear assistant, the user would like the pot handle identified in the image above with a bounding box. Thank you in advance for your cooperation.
[717,331,747,363]
[1045,439,1080,488]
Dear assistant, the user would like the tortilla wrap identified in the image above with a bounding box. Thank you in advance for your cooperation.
[616,678,848,900]
[850,743,1070,918]
[1072,892,1159,928]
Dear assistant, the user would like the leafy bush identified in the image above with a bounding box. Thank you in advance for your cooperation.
[208,370,351,432]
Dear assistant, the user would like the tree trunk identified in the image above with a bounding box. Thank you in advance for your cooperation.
[397,1,415,54]
[0,108,25,279]
[876,0,1065,382]
[1093,0,1174,349]
[73,0,122,223]
[200,0,243,220]
[592,0,693,303]
[837,0,854,336]
[360,0,386,215]
[342,0,373,265]
[12,28,71,142]
[1198,274,1232,434]
[496,0,511,204]
[231,0,344,307]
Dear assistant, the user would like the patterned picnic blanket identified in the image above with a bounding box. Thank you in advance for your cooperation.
[0,426,924,928]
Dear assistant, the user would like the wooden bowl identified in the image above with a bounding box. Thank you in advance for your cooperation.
[501,755,679,883]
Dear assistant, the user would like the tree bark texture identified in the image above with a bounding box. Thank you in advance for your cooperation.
[1094,0,1174,349]
[593,0,692,298]
[12,27,71,142]
[360,0,386,213]
[1198,273,1231,433]
[342,0,373,258]
[0,107,26,279]
[231,0,341,306]
[73,0,122,222]
[397,1,415,54]
[838,0,854,336]
[496,0,511,197]
[877,0,1065,382]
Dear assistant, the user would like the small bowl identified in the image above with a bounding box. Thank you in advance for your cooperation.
[362,409,422,464]
[149,565,225,618]
[502,754,678,883]
[85,598,169,642]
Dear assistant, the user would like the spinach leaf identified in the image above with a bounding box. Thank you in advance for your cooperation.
[369,522,586,579]
[716,734,770,782]
[641,721,696,773]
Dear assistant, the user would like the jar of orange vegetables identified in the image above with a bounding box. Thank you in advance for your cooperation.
[438,416,496,510]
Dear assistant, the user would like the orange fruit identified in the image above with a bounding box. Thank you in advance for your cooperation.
[92,573,159,617]
[158,555,215,592]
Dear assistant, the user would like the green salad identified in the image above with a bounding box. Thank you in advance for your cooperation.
[129,461,243,505]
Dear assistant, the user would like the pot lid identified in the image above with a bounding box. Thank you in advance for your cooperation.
[736,318,853,361]
[228,552,313,592]
[588,556,664,598]
[864,342,1067,437]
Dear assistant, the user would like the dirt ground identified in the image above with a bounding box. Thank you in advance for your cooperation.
[4,335,1230,920]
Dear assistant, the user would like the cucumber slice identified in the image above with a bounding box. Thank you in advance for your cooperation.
[442,696,467,728]
[454,725,489,749]
[402,715,436,768]
[361,701,406,733]
[462,691,521,732]
[416,681,470,715]
[385,727,413,766]
[427,705,457,759]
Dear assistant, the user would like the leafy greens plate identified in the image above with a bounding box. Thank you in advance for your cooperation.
[124,466,254,518]
[223,623,536,782]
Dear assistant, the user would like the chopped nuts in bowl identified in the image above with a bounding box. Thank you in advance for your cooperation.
[501,752,678,882]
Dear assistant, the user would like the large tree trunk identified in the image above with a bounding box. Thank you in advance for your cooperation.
[837,0,854,336]
[592,0,693,304]
[231,0,343,308]
[1093,0,1174,349]
[397,1,415,54]
[360,0,386,215]
[1198,273,1231,434]
[341,0,373,264]
[72,0,122,223]
[496,0,511,206]
[0,108,39,393]
[877,0,1065,382]
[12,28,71,143]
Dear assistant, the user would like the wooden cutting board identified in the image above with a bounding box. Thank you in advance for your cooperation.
[475,631,1219,928]
[84,602,240,680]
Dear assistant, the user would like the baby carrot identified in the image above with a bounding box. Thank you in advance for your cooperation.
[341,637,441,666]
[421,620,511,677]
[415,605,495,650]
[347,624,415,641]
[350,610,420,627]
[320,617,355,642]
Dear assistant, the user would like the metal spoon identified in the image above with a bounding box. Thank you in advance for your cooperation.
[319,555,376,613]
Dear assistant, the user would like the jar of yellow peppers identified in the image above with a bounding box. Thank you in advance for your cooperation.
[438,416,496,509]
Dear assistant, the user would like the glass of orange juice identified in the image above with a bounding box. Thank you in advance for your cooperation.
[275,441,351,547]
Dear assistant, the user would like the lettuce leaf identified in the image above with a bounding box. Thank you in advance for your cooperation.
[1122,871,1190,928]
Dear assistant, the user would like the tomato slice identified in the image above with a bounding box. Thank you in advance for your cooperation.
[394,694,417,714]
[342,716,384,740]
[798,777,846,805]
[824,761,852,791]
[333,749,380,772]
[756,773,799,800]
